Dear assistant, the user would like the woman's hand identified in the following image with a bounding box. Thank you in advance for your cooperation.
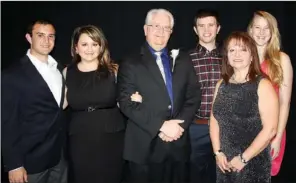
[229,155,246,173]
[130,91,142,103]
[271,136,282,160]
[216,152,231,173]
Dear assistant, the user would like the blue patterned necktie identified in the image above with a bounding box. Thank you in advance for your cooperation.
[155,52,173,112]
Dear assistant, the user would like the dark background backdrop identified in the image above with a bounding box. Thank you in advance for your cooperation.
[1,1,295,183]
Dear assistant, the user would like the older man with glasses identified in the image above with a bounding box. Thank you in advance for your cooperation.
[118,8,201,183]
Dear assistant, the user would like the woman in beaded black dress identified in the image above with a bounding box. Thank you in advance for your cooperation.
[209,31,278,183]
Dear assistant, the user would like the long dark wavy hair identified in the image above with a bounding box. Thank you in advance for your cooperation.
[221,31,263,84]
[71,25,117,78]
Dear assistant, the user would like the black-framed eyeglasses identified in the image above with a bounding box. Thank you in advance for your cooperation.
[147,24,172,32]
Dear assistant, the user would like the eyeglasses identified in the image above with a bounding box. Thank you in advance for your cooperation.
[147,24,172,32]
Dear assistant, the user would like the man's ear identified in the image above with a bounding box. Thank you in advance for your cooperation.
[217,25,221,34]
[25,33,32,44]
[144,25,148,36]
[193,26,198,36]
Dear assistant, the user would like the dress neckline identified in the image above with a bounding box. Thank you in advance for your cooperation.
[76,64,96,73]
[228,80,251,85]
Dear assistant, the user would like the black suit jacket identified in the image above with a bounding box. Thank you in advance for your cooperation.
[118,44,201,164]
[1,55,67,174]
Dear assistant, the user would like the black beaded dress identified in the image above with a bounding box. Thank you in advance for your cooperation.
[212,76,271,183]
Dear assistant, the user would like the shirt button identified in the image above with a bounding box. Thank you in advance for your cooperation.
[168,105,172,109]
[212,68,214,71]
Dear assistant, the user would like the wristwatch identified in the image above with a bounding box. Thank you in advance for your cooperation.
[239,153,248,164]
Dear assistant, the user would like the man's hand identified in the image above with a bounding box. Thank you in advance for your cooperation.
[158,132,174,142]
[160,119,184,140]
[9,167,28,183]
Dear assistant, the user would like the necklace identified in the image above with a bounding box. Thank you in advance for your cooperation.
[231,74,248,84]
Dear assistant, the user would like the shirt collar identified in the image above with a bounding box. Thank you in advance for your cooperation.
[146,41,169,58]
[196,43,220,57]
[26,49,58,69]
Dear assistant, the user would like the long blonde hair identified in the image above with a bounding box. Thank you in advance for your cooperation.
[247,11,283,85]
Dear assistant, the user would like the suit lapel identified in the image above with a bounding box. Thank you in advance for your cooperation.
[168,51,174,73]
[20,55,62,108]
[141,45,166,87]
[140,45,170,101]
[166,49,176,114]
[21,55,52,91]
[57,63,65,109]
[171,52,181,113]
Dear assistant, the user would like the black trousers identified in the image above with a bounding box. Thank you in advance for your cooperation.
[126,158,189,183]
[189,123,216,183]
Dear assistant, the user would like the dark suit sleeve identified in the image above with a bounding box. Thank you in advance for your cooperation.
[176,53,201,129]
[117,60,164,138]
[1,73,24,171]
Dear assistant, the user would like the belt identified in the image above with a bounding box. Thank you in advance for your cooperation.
[73,106,116,112]
[194,119,209,125]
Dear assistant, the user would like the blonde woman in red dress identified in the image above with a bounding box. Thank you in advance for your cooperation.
[247,11,293,176]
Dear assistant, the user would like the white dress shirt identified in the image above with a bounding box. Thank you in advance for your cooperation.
[27,49,63,106]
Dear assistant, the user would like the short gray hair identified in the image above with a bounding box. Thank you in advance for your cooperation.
[145,9,174,28]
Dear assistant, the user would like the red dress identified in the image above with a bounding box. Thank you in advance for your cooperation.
[261,60,286,176]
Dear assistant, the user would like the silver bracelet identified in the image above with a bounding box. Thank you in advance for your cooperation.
[214,150,223,156]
